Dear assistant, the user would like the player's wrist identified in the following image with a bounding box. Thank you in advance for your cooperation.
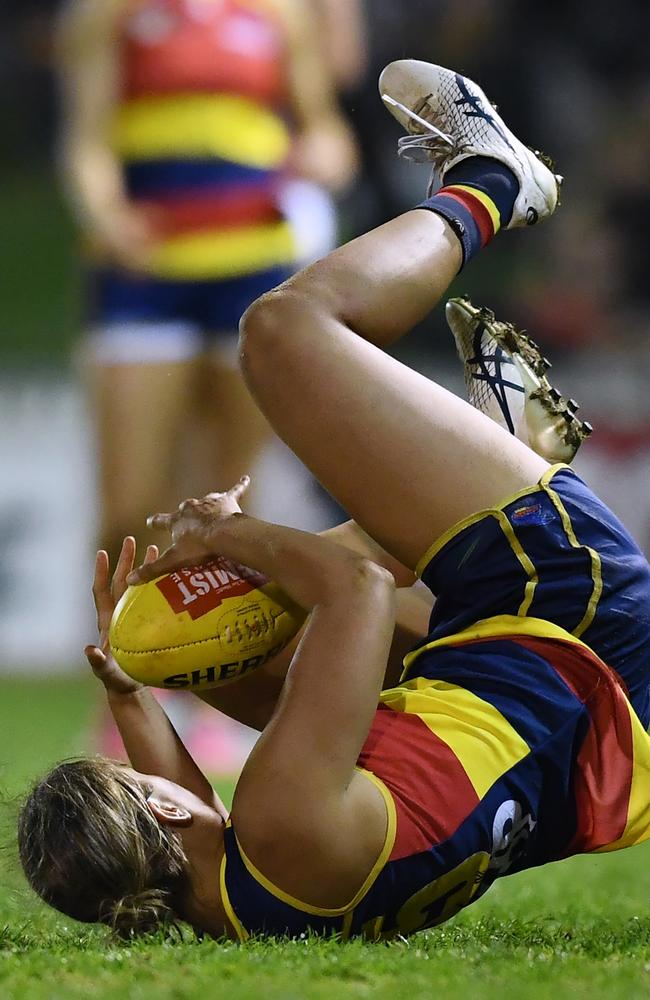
[202,512,259,552]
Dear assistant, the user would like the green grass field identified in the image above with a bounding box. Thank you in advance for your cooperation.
[1,677,648,999]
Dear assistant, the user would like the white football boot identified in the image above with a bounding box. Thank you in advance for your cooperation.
[379,59,561,227]
[446,297,592,463]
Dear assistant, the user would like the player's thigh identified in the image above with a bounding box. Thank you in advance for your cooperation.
[241,292,549,571]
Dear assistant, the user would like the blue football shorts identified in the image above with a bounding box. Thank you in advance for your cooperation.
[87,265,292,362]
[415,466,650,728]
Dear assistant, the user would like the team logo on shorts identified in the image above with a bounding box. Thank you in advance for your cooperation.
[511,502,552,526]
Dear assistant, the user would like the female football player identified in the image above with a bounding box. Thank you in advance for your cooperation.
[57,0,359,564]
[19,60,650,941]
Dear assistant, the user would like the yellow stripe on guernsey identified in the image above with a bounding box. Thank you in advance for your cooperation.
[231,769,396,924]
[381,678,530,798]
[112,94,291,168]
[149,221,296,280]
[453,184,502,233]
[595,706,650,853]
[402,613,592,679]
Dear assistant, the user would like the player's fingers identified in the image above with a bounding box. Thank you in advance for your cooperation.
[178,498,200,515]
[228,475,251,501]
[127,544,183,585]
[143,544,159,564]
[111,536,137,601]
[84,644,107,675]
[93,550,109,595]
[92,550,114,630]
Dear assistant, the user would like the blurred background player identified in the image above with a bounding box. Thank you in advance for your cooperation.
[56,0,360,568]
[55,0,361,764]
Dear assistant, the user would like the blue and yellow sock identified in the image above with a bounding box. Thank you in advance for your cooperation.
[418,157,520,268]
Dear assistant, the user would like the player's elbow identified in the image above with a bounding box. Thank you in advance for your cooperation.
[305,556,395,613]
[331,557,396,611]
[351,558,396,592]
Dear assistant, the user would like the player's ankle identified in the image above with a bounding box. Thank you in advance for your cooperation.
[417,156,520,269]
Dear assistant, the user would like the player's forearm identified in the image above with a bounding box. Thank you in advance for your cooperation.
[203,514,384,610]
[312,0,368,90]
[107,687,217,807]
[61,139,128,233]
[56,0,127,231]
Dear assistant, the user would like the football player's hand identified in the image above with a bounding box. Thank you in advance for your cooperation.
[89,201,160,274]
[85,537,159,695]
[291,121,359,192]
[128,477,251,583]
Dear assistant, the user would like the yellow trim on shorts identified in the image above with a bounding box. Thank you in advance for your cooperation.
[381,677,530,798]
[148,221,296,281]
[401,613,591,680]
[452,184,501,232]
[415,464,569,579]
[219,851,249,942]
[113,94,291,168]
[232,768,397,918]
[493,509,538,615]
[538,469,603,638]
[341,910,354,941]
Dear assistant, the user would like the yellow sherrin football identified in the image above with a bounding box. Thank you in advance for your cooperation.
[109,556,306,690]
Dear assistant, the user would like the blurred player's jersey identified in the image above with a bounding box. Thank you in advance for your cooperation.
[219,468,650,940]
[110,0,295,279]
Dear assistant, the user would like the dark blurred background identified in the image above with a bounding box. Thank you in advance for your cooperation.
[2,0,650,672]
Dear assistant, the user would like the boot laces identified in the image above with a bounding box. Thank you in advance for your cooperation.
[382,94,466,196]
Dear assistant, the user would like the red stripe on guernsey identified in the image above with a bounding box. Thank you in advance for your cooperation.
[441,188,495,247]
[121,0,288,104]
[516,637,634,853]
[358,705,479,861]
[137,187,282,238]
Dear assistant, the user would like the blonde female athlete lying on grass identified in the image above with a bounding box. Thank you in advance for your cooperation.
[19,60,650,940]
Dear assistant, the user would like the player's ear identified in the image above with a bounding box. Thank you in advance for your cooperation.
[146,796,193,827]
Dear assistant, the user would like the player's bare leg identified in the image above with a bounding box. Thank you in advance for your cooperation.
[89,357,198,564]
[240,61,563,570]
[189,349,272,514]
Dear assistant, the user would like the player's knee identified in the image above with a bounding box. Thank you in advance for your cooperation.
[239,286,315,382]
